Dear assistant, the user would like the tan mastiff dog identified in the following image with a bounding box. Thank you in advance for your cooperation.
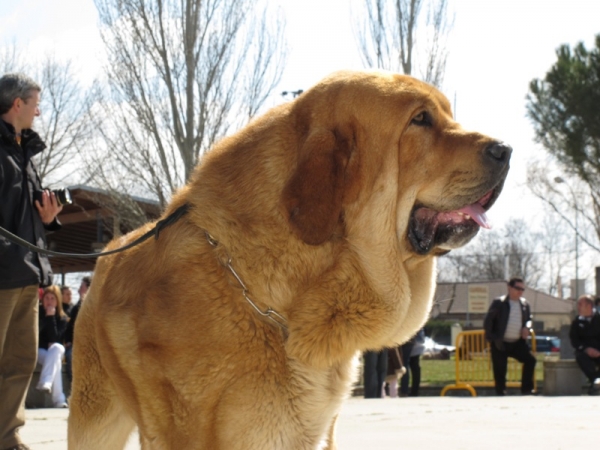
[68,70,511,449]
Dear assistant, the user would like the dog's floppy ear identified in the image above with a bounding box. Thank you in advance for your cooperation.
[283,128,354,245]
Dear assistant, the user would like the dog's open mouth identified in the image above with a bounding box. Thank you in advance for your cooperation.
[408,187,502,255]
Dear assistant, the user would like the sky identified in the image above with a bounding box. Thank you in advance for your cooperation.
[1,0,599,289]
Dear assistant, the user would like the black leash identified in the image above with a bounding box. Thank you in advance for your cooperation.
[0,203,190,258]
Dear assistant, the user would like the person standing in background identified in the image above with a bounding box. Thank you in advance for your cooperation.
[362,349,388,398]
[399,328,426,397]
[60,285,73,317]
[384,346,405,398]
[399,337,414,397]
[63,276,91,382]
[484,277,537,396]
[408,328,425,396]
[0,73,62,450]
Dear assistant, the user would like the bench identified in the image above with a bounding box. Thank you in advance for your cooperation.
[543,359,585,396]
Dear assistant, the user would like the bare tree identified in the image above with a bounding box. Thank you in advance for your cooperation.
[527,164,600,253]
[0,42,26,74]
[34,58,96,186]
[87,0,287,210]
[1,44,93,187]
[352,0,453,87]
[536,216,574,296]
[437,219,551,292]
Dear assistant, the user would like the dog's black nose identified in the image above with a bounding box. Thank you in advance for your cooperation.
[484,142,512,164]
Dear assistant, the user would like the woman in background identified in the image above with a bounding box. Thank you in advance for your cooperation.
[37,285,69,408]
[400,328,425,397]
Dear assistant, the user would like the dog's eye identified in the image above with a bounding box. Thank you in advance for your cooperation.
[411,111,433,127]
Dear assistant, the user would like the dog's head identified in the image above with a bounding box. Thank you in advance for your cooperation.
[282,70,510,256]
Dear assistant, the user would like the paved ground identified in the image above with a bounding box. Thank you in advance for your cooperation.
[20,395,598,450]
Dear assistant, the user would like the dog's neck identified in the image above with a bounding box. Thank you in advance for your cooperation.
[204,230,289,334]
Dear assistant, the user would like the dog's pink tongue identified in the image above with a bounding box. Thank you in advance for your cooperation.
[459,203,491,229]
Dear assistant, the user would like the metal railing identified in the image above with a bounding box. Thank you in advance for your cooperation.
[440,329,536,396]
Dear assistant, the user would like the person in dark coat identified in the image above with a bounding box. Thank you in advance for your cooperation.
[483,277,537,396]
[63,275,92,382]
[407,328,426,396]
[60,285,73,317]
[569,295,600,395]
[363,349,388,398]
[0,73,63,450]
[37,286,69,408]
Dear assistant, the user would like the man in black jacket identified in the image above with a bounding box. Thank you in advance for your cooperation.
[63,275,92,382]
[569,295,600,395]
[483,277,537,395]
[0,73,63,450]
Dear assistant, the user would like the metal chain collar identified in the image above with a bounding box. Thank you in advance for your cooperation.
[205,232,288,332]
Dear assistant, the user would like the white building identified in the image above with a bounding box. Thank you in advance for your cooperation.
[432,281,574,332]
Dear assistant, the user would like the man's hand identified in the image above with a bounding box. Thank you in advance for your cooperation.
[521,327,531,339]
[585,347,600,358]
[35,190,63,225]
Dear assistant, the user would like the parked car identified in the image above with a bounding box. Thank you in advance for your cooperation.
[422,337,455,359]
[527,335,561,354]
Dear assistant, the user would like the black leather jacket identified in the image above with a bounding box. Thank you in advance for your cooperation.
[484,295,532,345]
[569,311,600,352]
[0,119,59,289]
[38,306,68,350]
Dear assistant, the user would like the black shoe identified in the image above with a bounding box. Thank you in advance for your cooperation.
[521,390,538,396]
[588,384,600,396]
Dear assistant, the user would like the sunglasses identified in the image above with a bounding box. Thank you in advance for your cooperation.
[511,286,525,292]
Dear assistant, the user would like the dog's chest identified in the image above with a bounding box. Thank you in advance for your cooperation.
[283,354,359,445]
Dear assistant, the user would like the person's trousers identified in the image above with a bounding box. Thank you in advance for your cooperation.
[65,344,73,382]
[363,349,388,398]
[574,349,600,383]
[0,285,39,449]
[37,343,66,405]
[490,338,536,395]
[399,341,414,395]
[408,355,421,396]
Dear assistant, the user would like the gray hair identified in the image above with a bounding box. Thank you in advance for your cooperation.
[0,73,41,115]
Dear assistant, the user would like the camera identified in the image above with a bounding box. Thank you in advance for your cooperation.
[34,188,73,207]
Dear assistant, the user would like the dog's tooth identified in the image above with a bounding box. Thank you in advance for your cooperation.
[465,214,471,220]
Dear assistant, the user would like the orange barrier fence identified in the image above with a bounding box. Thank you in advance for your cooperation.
[440,329,536,396]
